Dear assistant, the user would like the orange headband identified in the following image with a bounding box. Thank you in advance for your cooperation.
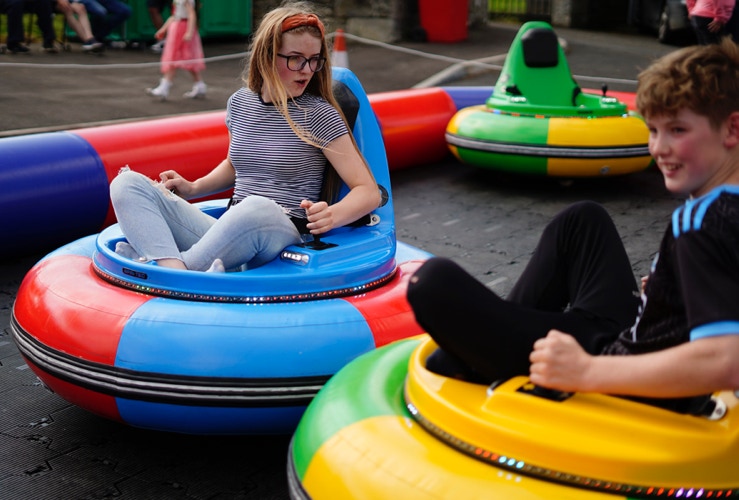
[281,14,325,37]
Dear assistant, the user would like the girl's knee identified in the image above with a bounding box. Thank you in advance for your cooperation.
[240,195,280,212]
[110,170,134,200]
[231,196,285,224]
[109,170,155,204]
[111,169,144,189]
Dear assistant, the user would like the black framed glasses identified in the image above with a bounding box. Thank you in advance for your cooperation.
[277,54,327,72]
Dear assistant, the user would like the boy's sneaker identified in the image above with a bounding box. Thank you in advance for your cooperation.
[7,43,30,54]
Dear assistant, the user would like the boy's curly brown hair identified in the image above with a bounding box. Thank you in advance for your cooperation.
[636,37,739,129]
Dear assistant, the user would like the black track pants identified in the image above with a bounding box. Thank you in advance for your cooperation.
[407,201,640,383]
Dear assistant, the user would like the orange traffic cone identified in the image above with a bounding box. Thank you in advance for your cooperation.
[332,29,349,68]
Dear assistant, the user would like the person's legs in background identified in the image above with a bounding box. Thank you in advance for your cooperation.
[726,2,739,41]
[91,0,130,42]
[54,0,103,51]
[80,0,129,43]
[147,0,166,52]
[2,0,30,52]
[690,15,726,45]
[24,0,58,52]
[71,0,105,42]
[71,1,103,51]
[71,0,103,18]
[2,0,57,53]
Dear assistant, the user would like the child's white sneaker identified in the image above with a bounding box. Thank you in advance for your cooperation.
[183,81,207,99]
[146,78,171,101]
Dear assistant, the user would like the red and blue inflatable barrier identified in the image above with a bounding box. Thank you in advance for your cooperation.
[0,84,636,258]
[1,113,229,259]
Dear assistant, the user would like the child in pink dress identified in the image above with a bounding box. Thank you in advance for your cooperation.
[687,0,735,44]
[146,0,206,100]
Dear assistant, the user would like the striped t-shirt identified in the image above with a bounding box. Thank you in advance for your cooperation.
[225,88,348,218]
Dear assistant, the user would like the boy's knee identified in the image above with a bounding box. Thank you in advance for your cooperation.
[566,200,605,215]
[561,200,611,226]
[414,257,460,281]
[408,257,458,301]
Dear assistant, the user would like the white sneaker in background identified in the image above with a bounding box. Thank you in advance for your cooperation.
[150,39,165,53]
[146,78,171,101]
[183,81,207,99]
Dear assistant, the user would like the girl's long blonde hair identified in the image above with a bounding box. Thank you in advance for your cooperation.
[244,2,339,147]
[242,2,374,203]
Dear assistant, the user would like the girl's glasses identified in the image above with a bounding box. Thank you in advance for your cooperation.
[277,54,327,72]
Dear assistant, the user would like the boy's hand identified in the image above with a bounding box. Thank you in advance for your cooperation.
[529,329,592,392]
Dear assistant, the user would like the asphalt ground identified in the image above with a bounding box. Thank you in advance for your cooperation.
[1,21,683,499]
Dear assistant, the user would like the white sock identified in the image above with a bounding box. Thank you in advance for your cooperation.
[115,241,142,261]
[206,258,225,273]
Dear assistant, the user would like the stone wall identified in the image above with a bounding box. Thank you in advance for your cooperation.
[251,0,395,40]
[250,0,618,42]
[251,0,485,43]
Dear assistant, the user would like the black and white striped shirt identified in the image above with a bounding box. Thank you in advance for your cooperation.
[225,88,348,218]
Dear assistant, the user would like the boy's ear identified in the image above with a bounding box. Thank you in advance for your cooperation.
[725,112,739,148]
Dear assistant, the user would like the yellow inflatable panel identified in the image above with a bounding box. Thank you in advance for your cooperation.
[545,114,653,176]
[547,156,654,177]
[446,106,652,177]
[406,338,739,493]
[290,336,739,498]
[548,115,648,146]
[303,415,618,499]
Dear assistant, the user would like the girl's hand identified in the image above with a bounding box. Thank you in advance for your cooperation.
[301,200,333,234]
[529,330,592,392]
[160,170,194,198]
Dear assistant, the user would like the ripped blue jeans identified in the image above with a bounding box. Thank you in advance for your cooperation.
[109,170,302,271]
